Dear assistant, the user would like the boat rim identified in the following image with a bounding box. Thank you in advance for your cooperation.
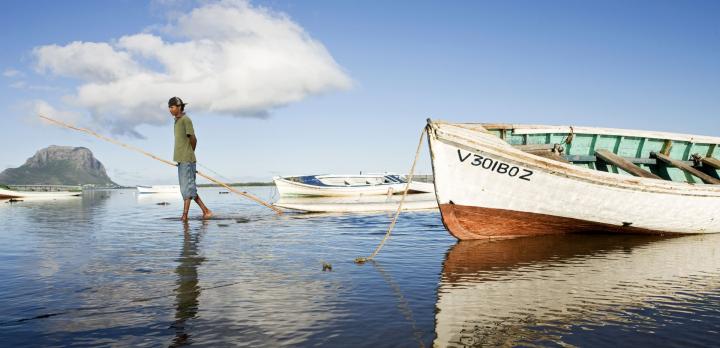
[272,176,409,189]
[432,120,720,144]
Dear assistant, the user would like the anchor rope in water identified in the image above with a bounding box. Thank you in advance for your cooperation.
[355,128,426,263]
[38,114,283,215]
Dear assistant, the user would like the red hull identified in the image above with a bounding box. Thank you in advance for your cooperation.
[439,203,676,239]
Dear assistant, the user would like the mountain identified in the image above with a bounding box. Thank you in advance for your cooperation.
[0,146,118,186]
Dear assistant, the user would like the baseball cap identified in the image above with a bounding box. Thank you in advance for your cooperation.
[168,96,187,107]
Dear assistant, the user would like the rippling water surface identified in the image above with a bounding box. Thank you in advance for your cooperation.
[1,187,719,347]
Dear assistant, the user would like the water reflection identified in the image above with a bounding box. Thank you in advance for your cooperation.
[4,187,719,346]
[171,221,207,347]
[5,190,112,226]
[435,234,720,347]
[371,261,426,348]
[136,191,183,204]
[274,193,437,213]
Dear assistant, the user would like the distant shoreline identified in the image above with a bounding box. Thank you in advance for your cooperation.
[197,182,274,187]
[104,182,275,189]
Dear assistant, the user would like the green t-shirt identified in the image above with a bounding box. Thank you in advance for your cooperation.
[174,114,196,163]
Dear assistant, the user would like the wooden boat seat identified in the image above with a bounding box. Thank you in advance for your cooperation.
[702,157,720,170]
[595,149,662,179]
[515,143,570,163]
[652,152,720,184]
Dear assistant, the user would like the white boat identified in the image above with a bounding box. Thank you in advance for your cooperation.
[136,185,181,194]
[273,174,434,197]
[426,120,720,239]
[0,186,82,199]
[273,193,438,213]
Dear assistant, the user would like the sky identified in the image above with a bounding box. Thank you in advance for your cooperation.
[1,0,718,185]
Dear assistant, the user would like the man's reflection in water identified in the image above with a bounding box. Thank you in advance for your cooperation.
[170,221,207,347]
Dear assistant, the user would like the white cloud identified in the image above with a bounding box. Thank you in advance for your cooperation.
[10,81,61,91]
[33,100,85,126]
[31,0,351,136]
[3,69,23,78]
[34,42,143,82]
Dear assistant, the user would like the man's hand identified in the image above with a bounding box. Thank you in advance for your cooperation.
[189,134,197,151]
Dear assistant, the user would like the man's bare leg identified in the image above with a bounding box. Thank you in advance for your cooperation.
[181,199,192,221]
[194,195,213,219]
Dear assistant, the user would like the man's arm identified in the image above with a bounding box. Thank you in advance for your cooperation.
[189,134,197,151]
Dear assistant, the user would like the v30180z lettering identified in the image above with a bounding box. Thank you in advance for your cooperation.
[457,149,533,181]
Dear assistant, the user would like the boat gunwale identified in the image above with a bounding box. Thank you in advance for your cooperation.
[454,122,720,145]
[273,176,408,189]
[0,188,82,199]
[274,174,406,180]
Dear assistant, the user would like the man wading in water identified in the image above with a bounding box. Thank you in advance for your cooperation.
[169,96,213,221]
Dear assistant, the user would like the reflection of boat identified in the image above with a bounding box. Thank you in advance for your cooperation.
[136,185,180,194]
[441,234,667,283]
[273,174,434,197]
[435,234,720,346]
[136,191,182,204]
[426,120,720,239]
[0,186,81,199]
[273,193,437,212]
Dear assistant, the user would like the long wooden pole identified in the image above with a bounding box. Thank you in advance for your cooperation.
[39,114,284,215]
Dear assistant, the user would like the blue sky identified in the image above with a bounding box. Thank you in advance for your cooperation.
[1,0,718,185]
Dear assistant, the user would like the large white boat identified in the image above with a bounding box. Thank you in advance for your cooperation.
[426,120,720,239]
[273,174,434,197]
[136,185,181,194]
[0,185,82,199]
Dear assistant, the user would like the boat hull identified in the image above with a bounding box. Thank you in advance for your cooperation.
[0,188,81,199]
[439,204,679,239]
[273,193,438,213]
[273,177,433,197]
[427,123,720,239]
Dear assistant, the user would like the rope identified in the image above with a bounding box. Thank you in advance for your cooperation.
[38,115,283,215]
[355,128,426,263]
[197,162,235,184]
[371,261,426,347]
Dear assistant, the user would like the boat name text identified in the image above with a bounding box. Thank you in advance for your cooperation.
[457,150,533,181]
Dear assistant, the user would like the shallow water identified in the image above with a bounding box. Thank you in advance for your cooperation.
[1,188,719,347]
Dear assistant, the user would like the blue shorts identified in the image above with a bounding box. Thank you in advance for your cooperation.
[178,162,198,200]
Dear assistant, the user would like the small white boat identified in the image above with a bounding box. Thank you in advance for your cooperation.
[273,174,434,197]
[0,186,82,199]
[136,185,181,194]
[273,193,438,213]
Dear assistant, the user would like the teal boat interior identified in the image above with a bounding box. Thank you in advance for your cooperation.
[480,124,720,185]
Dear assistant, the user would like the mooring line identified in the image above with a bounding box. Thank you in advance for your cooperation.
[196,162,235,185]
[38,115,283,215]
[355,128,426,263]
[371,260,426,347]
